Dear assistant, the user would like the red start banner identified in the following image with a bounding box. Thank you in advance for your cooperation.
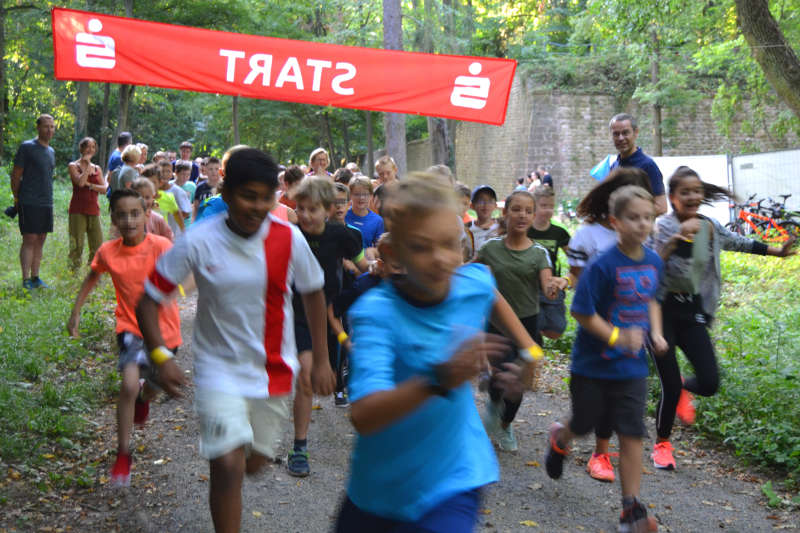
[52,7,517,125]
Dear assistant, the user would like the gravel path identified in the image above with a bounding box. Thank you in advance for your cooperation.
[5,295,796,532]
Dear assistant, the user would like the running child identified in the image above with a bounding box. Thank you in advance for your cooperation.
[345,176,384,260]
[278,165,304,210]
[646,166,796,470]
[158,160,191,235]
[173,161,196,228]
[466,185,501,259]
[289,177,368,476]
[475,190,567,451]
[193,156,222,220]
[335,175,543,532]
[109,178,174,241]
[527,185,571,340]
[142,164,184,234]
[545,185,666,533]
[136,148,335,533]
[67,189,181,487]
[373,155,398,187]
[566,167,653,483]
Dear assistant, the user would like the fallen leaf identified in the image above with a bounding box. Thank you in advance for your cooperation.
[527,483,542,490]
[702,500,715,506]
[153,459,165,465]
[42,454,56,460]
[312,405,323,410]
[519,520,539,527]
[479,509,491,515]
[525,461,540,467]
[252,511,262,517]
[173,426,183,431]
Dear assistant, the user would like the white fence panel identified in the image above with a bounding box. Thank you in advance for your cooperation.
[731,149,800,212]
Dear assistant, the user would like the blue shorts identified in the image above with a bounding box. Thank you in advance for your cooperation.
[335,488,482,533]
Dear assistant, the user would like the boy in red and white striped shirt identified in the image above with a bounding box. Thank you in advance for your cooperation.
[136,147,335,533]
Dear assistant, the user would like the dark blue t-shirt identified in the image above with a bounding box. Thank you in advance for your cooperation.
[14,138,56,207]
[345,209,385,249]
[611,147,665,196]
[570,245,663,380]
[107,149,122,173]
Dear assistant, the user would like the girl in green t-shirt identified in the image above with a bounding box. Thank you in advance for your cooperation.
[475,190,567,452]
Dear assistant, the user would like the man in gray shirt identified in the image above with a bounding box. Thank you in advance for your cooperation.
[11,114,56,290]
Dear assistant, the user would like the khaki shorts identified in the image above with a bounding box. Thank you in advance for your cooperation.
[195,389,289,460]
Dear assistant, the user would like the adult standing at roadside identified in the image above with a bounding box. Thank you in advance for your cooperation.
[609,113,667,215]
[11,114,56,290]
[67,137,106,270]
[108,131,132,174]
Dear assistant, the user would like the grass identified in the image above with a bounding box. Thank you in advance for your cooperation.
[0,171,119,490]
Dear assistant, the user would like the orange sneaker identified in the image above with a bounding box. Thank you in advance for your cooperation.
[586,452,615,482]
[676,388,696,425]
[651,441,676,470]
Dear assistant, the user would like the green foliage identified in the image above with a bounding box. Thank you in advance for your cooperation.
[0,177,118,466]
[696,251,800,479]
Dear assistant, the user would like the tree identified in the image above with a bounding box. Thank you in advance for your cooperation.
[382,0,407,176]
[735,0,800,120]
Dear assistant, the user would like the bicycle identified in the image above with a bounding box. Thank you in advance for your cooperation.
[726,195,799,243]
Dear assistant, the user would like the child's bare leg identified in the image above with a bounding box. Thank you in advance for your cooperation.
[245,452,269,475]
[617,434,643,499]
[292,351,313,441]
[117,364,140,454]
[594,437,610,454]
[209,446,246,533]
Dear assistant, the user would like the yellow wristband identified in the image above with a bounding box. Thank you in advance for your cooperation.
[178,284,186,297]
[562,276,573,289]
[337,331,349,345]
[608,326,620,347]
[150,346,174,366]
[519,345,544,362]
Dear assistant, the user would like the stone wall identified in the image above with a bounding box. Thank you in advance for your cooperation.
[450,76,799,201]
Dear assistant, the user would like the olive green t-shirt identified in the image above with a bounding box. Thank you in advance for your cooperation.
[477,237,552,318]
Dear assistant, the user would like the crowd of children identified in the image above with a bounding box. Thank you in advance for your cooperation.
[61,138,796,533]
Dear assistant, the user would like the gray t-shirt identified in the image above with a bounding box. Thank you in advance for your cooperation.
[111,164,138,193]
[14,138,56,207]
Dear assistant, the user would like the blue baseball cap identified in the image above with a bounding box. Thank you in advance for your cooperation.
[471,184,497,203]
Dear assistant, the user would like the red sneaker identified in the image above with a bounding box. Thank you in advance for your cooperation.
[133,397,150,426]
[110,452,132,487]
[676,388,696,425]
[586,452,615,482]
[651,441,676,470]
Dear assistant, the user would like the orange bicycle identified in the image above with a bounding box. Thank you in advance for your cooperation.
[726,195,799,243]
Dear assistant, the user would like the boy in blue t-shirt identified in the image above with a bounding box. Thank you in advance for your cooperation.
[544,185,667,533]
[345,176,384,260]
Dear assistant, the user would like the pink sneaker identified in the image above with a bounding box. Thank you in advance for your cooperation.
[586,452,615,482]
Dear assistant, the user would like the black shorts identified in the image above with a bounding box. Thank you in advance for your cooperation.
[568,373,647,437]
[294,319,312,353]
[18,204,53,234]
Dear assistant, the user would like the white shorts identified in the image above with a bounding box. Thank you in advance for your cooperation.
[194,389,289,460]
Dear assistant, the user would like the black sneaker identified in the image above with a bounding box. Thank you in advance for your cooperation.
[334,391,349,407]
[618,499,658,533]
[287,449,310,477]
[544,422,569,479]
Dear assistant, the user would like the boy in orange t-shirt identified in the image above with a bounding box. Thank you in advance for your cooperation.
[68,189,181,487]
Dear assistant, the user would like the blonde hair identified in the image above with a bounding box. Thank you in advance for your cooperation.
[532,184,555,204]
[348,175,373,194]
[131,177,156,195]
[308,147,329,167]
[609,185,653,217]
[375,155,397,170]
[295,176,335,209]
[384,173,458,236]
[121,144,142,164]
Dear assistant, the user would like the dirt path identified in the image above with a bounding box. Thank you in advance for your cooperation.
[2,296,797,532]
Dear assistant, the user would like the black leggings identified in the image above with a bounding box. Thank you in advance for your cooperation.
[488,315,542,425]
[653,294,719,439]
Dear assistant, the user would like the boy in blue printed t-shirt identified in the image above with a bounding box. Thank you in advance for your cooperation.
[345,176,384,260]
[544,185,667,533]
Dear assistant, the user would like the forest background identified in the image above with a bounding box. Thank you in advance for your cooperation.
[0,0,798,175]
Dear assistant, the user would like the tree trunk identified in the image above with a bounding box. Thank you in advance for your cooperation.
[323,110,336,164]
[99,83,111,170]
[382,0,407,176]
[735,0,800,120]
[0,4,5,163]
[365,110,374,177]
[73,82,90,159]
[232,95,240,145]
[342,115,351,164]
[651,31,662,156]
[116,84,134,137]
